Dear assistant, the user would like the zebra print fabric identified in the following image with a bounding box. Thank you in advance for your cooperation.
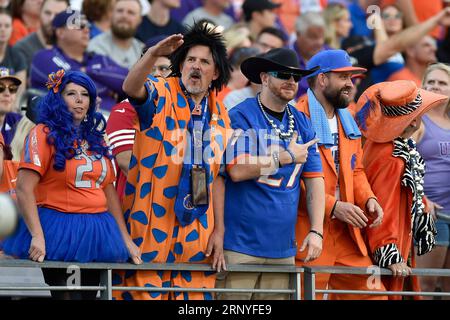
[381,94,422,117]
[392,138,436,255]
[374,243,403,268]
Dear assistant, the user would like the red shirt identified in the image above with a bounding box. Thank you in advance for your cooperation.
[106,101,138,202]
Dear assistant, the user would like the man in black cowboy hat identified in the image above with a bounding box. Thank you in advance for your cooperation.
[219,48,325,300]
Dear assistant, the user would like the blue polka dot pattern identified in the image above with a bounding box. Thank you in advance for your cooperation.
[173,286,181,298]
[133,237,143,247]
[177,93,187,108]
[153,165,168,179]
[166,251,175,263]
[178,120,186,129]
[189,251,206,262]
[165,117,176,130]
[123,209,130,222]
[163,141,175,156]
[152,228,168,243]
[152,203,166,218]
[163,186,178,198]
[198,214,208,229]
[155,96,166,114]
[122,292,134,300]
[131,210,148,225]
[157,270,164,279]
[140,183,152,199]
[125,270,137,279]
[125,182,136,196]
[215,134,224,151]
[112,273,122,285]
[141,251,158,262]
[146,126,163,141]
[174,242,183,255]
[181,271,192,282]
[204,292,213,300]
[129,154,138,170]
[144,283,161,298]
[217,119,226,128]
[141,153,158,168]
[186,230,199,242]
[172,226,179,238]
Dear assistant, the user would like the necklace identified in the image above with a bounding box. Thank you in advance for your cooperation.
[257,93,295,140]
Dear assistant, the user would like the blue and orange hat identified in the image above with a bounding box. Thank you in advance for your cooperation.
[305,49,367,78]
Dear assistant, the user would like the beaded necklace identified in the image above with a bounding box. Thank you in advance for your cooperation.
[257,93,295,140]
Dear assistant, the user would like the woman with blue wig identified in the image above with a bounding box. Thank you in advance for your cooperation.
[2,70,142,300]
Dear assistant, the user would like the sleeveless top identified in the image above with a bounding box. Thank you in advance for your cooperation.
[417,115,450,213]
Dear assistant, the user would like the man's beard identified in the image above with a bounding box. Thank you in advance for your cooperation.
[111,23,137,39]
[268,79,298,103]
[323,85,351,109]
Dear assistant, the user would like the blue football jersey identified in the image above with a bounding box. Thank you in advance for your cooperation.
[223,97,323,258]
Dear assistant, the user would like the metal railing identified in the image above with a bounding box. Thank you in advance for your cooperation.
[1,259,450,300]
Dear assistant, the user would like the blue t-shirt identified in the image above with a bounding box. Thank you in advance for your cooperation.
[223,97,323,259]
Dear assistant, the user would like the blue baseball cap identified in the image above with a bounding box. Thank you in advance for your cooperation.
[305,49,367,78]
[52,10,87,29]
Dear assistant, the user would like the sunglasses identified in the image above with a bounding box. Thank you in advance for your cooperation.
[381,12,403,20]
[0,84,19,94]
[267,71,302,82]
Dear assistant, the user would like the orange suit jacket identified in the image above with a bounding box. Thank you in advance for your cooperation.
[295,96,376,257]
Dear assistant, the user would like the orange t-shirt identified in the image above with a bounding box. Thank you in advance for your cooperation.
[20,124,115,213]
[9,18,37,46]
[387,67,421,87]
[275,0,328,35]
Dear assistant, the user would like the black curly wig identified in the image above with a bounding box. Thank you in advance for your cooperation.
[169,22,231,93]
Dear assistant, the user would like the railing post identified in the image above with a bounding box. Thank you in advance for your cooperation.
[99,269,112,300]
[303,267,315,300]
[292,271,302,300]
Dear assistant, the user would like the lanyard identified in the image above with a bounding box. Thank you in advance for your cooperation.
[188,98,209,167]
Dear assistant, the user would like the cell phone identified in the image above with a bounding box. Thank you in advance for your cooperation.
[191,166,208,206]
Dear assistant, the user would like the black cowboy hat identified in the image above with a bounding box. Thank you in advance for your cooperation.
[240,48,317,84]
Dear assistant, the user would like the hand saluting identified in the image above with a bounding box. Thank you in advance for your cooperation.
[286,132,320,164]
[147,34,184,58]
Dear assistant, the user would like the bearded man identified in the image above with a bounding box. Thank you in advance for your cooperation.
[87,0,144,69]
[295,49,387,300]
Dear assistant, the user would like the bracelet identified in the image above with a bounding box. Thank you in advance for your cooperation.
[309,229,323,239]
[272,151,282,168]
[285,147,296,164]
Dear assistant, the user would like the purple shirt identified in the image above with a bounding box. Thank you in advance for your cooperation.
[417,115,450,213]
[30,46,128,112]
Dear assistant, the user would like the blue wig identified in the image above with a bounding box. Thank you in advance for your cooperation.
[37,70,111,171]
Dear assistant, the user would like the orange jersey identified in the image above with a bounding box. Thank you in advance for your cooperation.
[20,124,115,213]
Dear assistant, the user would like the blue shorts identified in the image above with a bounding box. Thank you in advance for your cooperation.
[435,215,450,247]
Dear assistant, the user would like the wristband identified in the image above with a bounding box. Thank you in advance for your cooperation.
[309,229,323,239]
[285,147,296,164]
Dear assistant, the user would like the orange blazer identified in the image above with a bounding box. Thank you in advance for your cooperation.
[296,96,376,256]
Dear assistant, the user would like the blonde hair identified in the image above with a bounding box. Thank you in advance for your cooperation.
[324,3,349,49]
[422,63,450,113]
[223,23,251,54]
